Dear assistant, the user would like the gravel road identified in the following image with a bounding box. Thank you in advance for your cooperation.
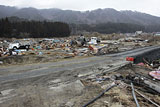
[0,45,159,83]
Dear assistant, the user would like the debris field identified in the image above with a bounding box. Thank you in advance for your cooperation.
[0,33,159,66]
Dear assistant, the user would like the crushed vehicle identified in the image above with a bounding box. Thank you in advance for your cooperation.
[8,42,30,51]
[88,37,101,45]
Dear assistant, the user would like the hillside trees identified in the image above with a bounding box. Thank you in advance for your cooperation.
[0,18,71,38]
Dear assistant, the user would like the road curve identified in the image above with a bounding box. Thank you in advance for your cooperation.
[0,45,160,83]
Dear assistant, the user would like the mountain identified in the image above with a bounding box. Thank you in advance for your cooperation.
[0,5,18,18]
[0,5,160,25]
[39,8,137,24]
[121,10,160,25]
[13,8,45,21]
[40,9,86,24]
[7,16,28,22]
[0,5,45,21]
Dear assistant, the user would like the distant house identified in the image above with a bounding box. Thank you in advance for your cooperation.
[155,32,160,36]
[135,31,143,35]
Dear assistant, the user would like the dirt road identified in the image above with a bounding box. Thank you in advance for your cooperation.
[0,45,160,107]
[0,45,159,83]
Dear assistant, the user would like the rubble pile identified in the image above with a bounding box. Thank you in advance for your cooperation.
[77,63,160,107]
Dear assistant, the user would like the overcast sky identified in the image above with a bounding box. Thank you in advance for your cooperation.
[0,0,160,16]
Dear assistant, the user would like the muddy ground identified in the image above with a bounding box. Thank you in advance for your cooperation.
[0,63,159,107]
